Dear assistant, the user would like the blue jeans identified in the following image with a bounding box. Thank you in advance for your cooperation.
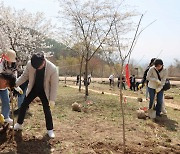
[0,89,10,119]
[148,87,163,116]
[18,86,27,108]
[146,85,149,99]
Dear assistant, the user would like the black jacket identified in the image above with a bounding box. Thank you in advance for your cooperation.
[141,67,150,86]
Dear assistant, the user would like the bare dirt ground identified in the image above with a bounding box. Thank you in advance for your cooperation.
[0,84,180,154]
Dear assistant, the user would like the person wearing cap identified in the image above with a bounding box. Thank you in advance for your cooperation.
[0,49,17,124]
[0,49,17,75]
[147,59,167,117]
[13,52,58,138]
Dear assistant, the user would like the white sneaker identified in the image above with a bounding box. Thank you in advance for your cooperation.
[5,117,13,124]
[47,130,55,138]
[161,109,167,114]
[13,123,23,130]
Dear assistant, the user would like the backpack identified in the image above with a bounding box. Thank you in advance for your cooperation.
[154,68,170,91]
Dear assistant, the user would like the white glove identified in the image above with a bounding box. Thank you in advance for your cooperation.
[156,80,161,85]
[14,86,23,94]
[156,87,162,93]
[49,101,55,109]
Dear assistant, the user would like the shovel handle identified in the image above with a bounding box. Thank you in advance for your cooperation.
[150,92,157,110]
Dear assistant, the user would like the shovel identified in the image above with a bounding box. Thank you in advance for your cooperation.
[148,92,157,119]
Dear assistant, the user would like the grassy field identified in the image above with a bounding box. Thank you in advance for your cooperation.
[0,83,180,153]
[66,80,180,107]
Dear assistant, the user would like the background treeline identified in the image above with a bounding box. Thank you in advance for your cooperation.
[45,39,180,78]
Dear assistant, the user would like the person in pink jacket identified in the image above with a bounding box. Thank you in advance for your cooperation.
[12,52,58,138]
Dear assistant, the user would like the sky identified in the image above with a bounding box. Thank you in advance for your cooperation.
[1,0,180,66]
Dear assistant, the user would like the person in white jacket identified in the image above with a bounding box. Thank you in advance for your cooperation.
[109,74,114,87]
[147,59,167,117]
[12,52,58,138]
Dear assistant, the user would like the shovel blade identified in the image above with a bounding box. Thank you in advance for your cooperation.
[148,109,156,119]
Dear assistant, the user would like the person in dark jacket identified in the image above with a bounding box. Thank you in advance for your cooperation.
[130,75,136,91]
[138,58,156,99]
[76,75,80,85]
[118,76,126,90]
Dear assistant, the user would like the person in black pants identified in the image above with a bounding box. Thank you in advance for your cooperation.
[130,75,136,91]
[76,75,80,85]
[12,52,58,138]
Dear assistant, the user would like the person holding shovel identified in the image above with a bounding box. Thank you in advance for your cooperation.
[0,72,16,123]
[12,52,58,138]
[146,59,167,117]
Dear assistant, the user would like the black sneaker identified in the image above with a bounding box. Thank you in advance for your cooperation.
[14,109,19,115]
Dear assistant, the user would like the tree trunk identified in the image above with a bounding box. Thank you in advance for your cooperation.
[79,56,84,92]
[119,63,126,153]
[85,58,88,100]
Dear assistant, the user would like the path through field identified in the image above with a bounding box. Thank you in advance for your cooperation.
[67,85,180,110]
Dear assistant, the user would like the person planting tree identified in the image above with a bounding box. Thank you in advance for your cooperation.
[0,72,16,123]
[146,59,167,117]
[0,49,18,124]
[12,52,58,138]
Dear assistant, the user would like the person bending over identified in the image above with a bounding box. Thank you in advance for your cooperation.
[12,52,58,138]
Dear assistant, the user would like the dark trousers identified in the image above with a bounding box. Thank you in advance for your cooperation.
[130,83,136,91]
[117,81,120,88]
[118,82,126,90]
[109,79,114,86]
[122,82,126,90]
[17,89,53,130]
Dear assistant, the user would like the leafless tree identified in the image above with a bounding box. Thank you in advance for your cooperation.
[58,0,118,99]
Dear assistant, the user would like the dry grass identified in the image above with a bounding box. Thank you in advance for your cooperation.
[0,84,179,153]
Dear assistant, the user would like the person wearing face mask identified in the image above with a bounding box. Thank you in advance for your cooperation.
[12,52,58,138]
[146,59,167,117]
